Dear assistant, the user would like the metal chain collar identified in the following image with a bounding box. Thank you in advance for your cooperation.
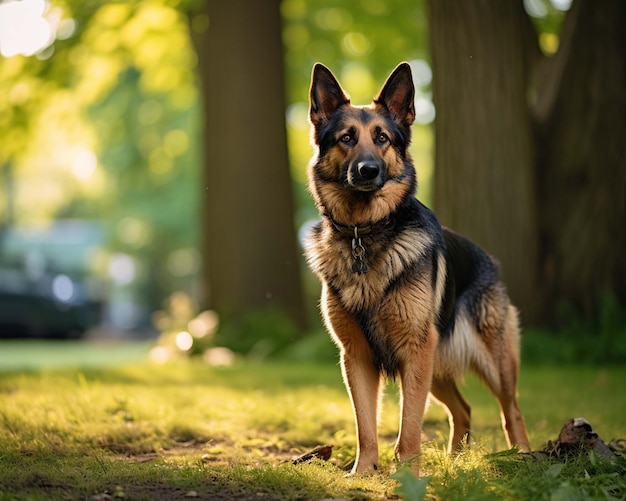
[351,226,368,274]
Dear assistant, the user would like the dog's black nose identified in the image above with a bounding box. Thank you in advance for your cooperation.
[357,161,380,180]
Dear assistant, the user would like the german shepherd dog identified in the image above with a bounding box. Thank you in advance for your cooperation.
[304,63,530,474]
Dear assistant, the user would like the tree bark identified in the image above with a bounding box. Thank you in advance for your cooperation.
[429,0,539,321]
[429,0,626,325]
[190,0,306,328]
[537,0,626,318]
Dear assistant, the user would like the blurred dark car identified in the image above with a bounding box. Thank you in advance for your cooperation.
[0,221,106,338]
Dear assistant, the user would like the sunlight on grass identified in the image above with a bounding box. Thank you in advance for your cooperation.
[0,359,624,499]
[0,340,151,370]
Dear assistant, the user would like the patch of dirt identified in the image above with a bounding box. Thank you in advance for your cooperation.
[526,417,625,461]
[91,481,275,501]
[93,442,336,500]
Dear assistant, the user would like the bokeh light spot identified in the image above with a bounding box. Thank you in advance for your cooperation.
[0,0,54,57]
[175,331,193,351]
[72,149,97,181]
[341,32,371,57]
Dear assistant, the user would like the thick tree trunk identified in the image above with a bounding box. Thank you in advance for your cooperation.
[537,0,626,318]
[429,0,539,321]
[191,0,306,327]
[429,0,626,325]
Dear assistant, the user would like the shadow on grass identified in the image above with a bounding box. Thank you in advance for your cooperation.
[1,341,625,500]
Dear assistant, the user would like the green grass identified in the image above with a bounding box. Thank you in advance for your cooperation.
[0,342,625,500]
[0,340,152,370]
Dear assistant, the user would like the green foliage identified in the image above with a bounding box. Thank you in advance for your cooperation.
[523,294,626,365]
[486,448,626,500]
[0,0,202,313]
[215,307,303,359]
[281,0,428,104]
[280,329,340,364]
[392,467,430,501]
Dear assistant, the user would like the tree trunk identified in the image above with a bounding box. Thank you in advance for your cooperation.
[429,0,626,325]
[537,0,626,319]
[190,0,306,328]
[429,0,539,321]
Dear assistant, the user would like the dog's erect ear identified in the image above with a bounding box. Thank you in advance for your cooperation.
[373,62,415,127]
[309,63,350,127]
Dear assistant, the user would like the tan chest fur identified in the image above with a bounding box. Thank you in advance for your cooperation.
[305,222,436,313]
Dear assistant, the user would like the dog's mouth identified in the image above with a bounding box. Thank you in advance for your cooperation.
[348,182,383,193]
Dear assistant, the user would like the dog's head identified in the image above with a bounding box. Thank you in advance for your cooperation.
[308,63,417,225]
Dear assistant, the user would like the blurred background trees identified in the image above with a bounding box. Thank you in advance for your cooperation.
[1,0,203,336]
[0,0,623,350]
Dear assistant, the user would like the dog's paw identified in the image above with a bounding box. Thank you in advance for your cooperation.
[348,461,379,476]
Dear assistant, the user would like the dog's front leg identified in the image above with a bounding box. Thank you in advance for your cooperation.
[340,343,381,474]
[395,323,438,475]
[322,287,381,474]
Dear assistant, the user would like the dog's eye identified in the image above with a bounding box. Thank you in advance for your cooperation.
[377,133,389,144]
[340,134,352,144]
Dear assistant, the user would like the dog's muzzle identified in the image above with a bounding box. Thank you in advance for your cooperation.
[348,159,386,191]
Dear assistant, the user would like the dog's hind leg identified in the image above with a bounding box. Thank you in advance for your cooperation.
[474,305,531,452]
[430,377,471,454]
[493,306,530,452]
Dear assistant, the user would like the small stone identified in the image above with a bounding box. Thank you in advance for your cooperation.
[90,494,114,501]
